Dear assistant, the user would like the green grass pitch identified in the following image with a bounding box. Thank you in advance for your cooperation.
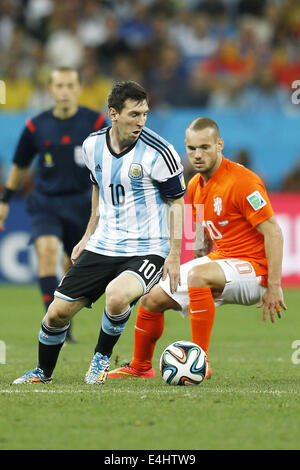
[0,284,299,450]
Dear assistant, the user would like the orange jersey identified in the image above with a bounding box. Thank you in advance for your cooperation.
[187,157,274,286]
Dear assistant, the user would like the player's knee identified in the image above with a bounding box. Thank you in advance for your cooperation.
[140,287,171,312]
[105,286,128,315]
[188,265,211,288]
[47,302,70,327]
[140,292,161,312]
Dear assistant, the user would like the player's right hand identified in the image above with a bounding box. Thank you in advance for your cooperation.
[162,253,181,294]
[71,240,85,263]
[0,202,9,231]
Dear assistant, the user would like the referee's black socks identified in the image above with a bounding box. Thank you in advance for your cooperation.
[38,276,58,311]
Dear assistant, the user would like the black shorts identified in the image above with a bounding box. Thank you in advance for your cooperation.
[55,250,165,304]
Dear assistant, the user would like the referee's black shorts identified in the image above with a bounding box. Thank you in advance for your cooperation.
[55,250,165,305]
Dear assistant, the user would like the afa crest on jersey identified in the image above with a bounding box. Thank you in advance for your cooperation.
[128,163,143,180]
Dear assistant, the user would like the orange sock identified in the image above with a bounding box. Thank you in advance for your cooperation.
[131,305,164,371]
[188,287,215,357]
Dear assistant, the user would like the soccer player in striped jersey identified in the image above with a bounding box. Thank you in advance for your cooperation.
[12,81,186,385]
[0,67,107,342]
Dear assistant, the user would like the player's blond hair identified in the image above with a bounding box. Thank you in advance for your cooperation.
[187,117,220,140]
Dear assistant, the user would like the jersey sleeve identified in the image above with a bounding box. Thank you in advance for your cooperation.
[151,145,186,199]
[234,173,274,226]
[12,120,37,167]
[90,172,97,185]
[82,136,98,186]
[82,137,92,170]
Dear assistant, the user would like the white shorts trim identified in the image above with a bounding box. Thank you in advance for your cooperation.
[159,257,266,317]
[54,291,86,303]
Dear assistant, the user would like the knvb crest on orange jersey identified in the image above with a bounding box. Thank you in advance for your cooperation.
[213,197,222,216]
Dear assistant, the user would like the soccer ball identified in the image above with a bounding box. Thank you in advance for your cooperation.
[160,340,207,386]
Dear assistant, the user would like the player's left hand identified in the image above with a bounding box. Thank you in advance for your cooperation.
[256,285,287,323]
[162,254,181,294]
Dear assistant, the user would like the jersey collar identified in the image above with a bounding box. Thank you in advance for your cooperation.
[199,155,226,188]
[106,126,139,158]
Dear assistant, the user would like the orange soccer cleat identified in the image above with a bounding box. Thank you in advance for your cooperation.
[107,363,156,378]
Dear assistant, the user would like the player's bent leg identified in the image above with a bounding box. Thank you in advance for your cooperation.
[111,260,226,382]
[37,239,78,341]
[187,262,226,379]
[141,285,182,313]
[212,258,266,306]
[187,259,265,380]
[44,296,87,369]
[86,273,144,385]
[105,272,144,314]
[62,253,77,343]
[131,286,181,373]
[12,297,88,385]
[108,301,161,378]
[47,296,87,327]
[187,261,226,290]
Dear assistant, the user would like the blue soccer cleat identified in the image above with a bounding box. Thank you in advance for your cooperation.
[12,367,52,384]
[85,352,110,385]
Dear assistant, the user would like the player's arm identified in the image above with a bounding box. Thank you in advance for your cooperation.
[255,216,287,322]
[152,146,186,293]
[0,164,29,230]
[0,123,36,230]
[185,175,213,259]
[162,195,185,293]
[71,184,100,263]
[194,229,214,258]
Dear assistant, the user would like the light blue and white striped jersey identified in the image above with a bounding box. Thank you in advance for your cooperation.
[82,126,185,258]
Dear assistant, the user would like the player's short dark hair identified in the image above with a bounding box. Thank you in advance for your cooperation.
[49,67,82,84]
[187,117,220,140]
[108,81,148,112]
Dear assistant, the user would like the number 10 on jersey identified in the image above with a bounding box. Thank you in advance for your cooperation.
[109,184,125,205]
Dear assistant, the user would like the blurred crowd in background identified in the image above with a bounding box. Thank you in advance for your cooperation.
[1,0,300,111]
[1,0,300,191]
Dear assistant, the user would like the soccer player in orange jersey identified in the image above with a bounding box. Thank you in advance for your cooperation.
[108,117,287,380]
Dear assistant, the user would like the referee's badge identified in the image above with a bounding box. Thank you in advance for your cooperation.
[44,153,54,167]
[129,163,143,180]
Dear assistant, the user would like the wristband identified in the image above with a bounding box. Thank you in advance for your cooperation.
[0,187,16,203]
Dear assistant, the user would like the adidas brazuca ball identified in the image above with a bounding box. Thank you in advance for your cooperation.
[160,340,207,386]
